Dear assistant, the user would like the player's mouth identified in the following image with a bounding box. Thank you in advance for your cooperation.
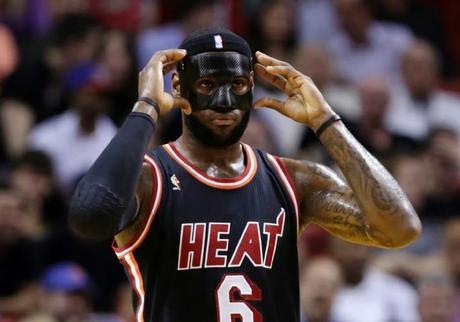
[212,117,235,126]
[209,110,238,126]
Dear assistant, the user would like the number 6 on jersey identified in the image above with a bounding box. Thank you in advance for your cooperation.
[216,274,263,322]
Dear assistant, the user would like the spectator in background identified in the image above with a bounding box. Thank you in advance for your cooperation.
[374,0,453,77]
[2,13,102,122]
[28,63,117,194]
[0,23,33,164]
[293,45,359,121]
[136,0,217,68]
[9,151,54,209]
[249,0,297,63]
[298,0,340,46]
[252,0,301,156]
[22,262,122,322]
[331,238,420,322]
[113,283,135,322]
[386,40,460,141]
[100,30,138,126]
[299,0,449,80]
[377,129,460,253]
[390,150,445,253]
[421,129,460,220]
[320,0,413,84]
[89,0,142,33]
[391,154,428,217]
[0,98,34,163]
[0,24,18,81]
[347,78,418,159]
[46,0,89,19]
[8,150,67,229]
[0,189,42,320]
[442,218,460,322]
[372,135,459,265]
[417,273,456,322]
[300,257,343,322]
[37,262,92,322]
[9,0,92,39]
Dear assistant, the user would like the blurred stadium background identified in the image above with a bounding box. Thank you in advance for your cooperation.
[0,0,459,321]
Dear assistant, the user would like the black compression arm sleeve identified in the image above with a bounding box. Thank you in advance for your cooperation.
[69,112,155,240]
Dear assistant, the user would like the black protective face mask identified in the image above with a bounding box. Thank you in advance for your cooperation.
[177,51,253,111]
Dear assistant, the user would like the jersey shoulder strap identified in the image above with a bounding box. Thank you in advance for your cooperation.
[254,148,300,233]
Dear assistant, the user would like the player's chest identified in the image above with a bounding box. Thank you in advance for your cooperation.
[156,183,294,270]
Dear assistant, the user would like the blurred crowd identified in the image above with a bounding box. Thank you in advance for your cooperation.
[0,0,459,321]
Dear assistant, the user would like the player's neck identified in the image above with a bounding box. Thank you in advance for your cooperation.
[175,135,246,178]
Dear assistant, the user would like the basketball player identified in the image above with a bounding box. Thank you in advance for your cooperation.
[69,28,421,322]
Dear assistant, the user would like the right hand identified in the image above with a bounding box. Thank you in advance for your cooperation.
[138,49,192,116]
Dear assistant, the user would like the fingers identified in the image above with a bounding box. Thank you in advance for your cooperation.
[156,50,186,76]
[147,49,186,85]
[255,63,287,91]
[149,49,187,66]
[153,49,186,89]
[255,63,297,94]
[255,51,303,90]
[160,92,192,116]
[266,65,302,82]
[174,96,192,115]
[254,97,286,114]
[256,51,289,67]
[140,49,186,99]
[162,61,177,75]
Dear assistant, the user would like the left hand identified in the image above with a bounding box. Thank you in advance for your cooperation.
[254,51,336,131]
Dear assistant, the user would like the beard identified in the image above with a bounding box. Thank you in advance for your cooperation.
[184,109,251,148]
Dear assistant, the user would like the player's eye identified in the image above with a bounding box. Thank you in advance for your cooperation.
[199,80,213,88]
[231,78,249,95]
[194,79,216,95]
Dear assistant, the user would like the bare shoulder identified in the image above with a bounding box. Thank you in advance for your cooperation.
[280,157,348,195]
[279,157,351,228]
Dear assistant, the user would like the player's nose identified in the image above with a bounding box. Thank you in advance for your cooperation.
[211,85,233,109]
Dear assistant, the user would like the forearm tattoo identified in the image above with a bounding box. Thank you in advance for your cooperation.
[310,189,374,243]
[323,125,404,213]
[316,123,417,246]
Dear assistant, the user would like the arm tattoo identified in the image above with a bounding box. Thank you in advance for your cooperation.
[309,190,376,244]
[312,122,420,247]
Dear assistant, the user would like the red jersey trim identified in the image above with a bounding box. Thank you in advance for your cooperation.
[113,154,163,257]
[120,253,145,322]
[267,154,300,234]
[162,142,257,190]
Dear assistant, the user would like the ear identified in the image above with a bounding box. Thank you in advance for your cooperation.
[172,72,180,96]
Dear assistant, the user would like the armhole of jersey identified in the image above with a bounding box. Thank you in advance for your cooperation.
[113,154,163,258]
[267,154,300,234]
[119,253,145,322]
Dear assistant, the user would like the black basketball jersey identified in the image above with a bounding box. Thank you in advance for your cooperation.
[113,142,300,322]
